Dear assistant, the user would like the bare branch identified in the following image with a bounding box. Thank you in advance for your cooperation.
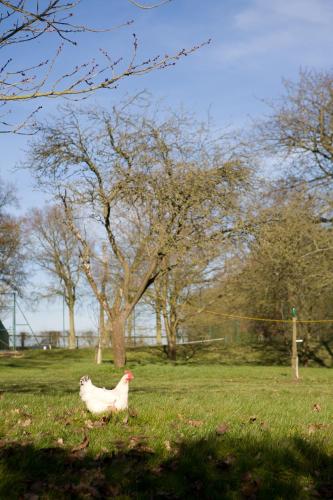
[0,1,208,133]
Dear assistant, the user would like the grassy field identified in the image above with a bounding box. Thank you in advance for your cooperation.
[1,346,333,499]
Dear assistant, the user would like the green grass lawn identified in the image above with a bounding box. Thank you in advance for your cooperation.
[1,346,333,499]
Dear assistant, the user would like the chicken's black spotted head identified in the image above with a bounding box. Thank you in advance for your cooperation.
[124,370,134,382]
[80,375,90,386]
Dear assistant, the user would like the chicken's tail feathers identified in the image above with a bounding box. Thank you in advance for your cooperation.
[80,375,91,386]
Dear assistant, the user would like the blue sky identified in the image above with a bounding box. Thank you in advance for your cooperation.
[1,0,333,333]
[2,0,333,211]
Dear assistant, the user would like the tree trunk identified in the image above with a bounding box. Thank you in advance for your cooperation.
[96,342,102,364]
[68,300,76,349]
[167,333,177,360]
[127,313,133,346]
[165,321,177,360]
[156,299,162,345]
[99,303,110,347]
[110,316,126,368]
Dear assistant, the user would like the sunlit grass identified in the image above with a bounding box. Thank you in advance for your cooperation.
[1,347,333,498]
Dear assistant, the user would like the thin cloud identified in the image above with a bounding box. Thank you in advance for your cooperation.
[214,0,333,65]
[235,0,333,29]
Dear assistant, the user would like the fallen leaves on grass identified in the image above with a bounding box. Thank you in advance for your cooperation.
[71,430,89,454]
[216,423,229,435]
[241,472,261,498]
[18,418,32,427]
[94,447,109,461]
[216,453,236,470]
[128,436,155,455]
[85,415,111,429]
[187,419,204,427]
[313,403,321,412]
[24,464,120,499]
[85,419,94,429]
[128,436,142,448]
[313,482,333,498]
[249,416,257,423]
[11,408,32,423]
[308,423,330,435]
[164,440,172,451]
[0,439,11,448]
[57,438,64,446]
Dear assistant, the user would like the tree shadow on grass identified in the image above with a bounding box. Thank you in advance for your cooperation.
[1,382,78,395]
[1,433,332,499]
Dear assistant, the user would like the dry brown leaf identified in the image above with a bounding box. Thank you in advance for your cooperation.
[102,415,111,422]
[113,439,127,451]
[313,403,321,412]
[224,453,236,465]
[85,419,94,429]
[308,424,316,435]
[134,444,155,454]
[308,423,328,434]
[22,493,39,500]
[21,418,32,427]
[249,416,257,423]
[85,416,110,429]
[216,423,229,435]
[128,436,144,448]
[187,419,203,427]
[217,453,236,470]
[241,472,261,498]
[151,464,163,475]
[71,430,89,453]
[127,435,154,454]
[164,440,172,451]
[57,438,64,446]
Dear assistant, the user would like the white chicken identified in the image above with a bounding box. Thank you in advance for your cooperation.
[79,370,134,414]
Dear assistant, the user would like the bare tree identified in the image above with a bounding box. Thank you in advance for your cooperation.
[0,0,208,133]
[255,69,333,190]
[26,103,249,367]
[28,204,81,348]
[0,178,25,295]
[150,243,226,359]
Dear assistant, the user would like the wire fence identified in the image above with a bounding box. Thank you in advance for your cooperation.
[0,331,169,350]
[1,320,332,349]
[1,293,333,369]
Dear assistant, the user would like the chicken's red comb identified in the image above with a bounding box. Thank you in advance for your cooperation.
[124,369,134,379]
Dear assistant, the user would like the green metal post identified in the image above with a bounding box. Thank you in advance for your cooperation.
[13,292,16,350]
[291,307,299,380]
